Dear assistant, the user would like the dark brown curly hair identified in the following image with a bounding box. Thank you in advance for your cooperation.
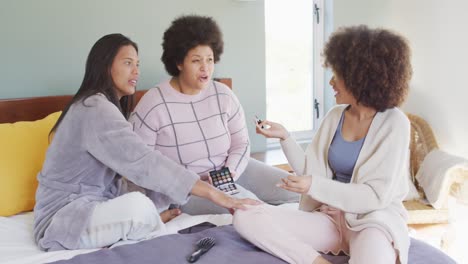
[324,25,412,111]
[161,15,224,76]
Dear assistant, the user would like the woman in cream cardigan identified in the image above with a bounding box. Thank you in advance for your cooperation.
[233,25,413,264]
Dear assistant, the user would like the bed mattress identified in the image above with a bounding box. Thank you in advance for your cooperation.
[0,211,233,264]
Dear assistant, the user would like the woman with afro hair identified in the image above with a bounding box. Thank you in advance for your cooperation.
[233,25,413,264]
[130,15,298,217]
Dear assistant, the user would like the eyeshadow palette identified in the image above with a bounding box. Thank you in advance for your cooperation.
[209,167,239,195]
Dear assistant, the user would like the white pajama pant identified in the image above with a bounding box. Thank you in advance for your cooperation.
[233,204,397,264]
[77,192,164,249]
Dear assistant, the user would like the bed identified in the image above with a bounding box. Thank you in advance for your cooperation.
[0,83,457,264]
[0,210,235,264]
[0,209,457,264]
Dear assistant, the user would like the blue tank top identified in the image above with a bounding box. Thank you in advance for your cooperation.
[328,112,365,183]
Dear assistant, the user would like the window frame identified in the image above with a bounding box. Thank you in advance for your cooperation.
[266,0,326,149]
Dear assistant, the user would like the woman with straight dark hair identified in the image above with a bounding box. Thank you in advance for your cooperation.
[33,33,259,251]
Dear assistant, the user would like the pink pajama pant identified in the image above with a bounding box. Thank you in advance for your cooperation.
[233,204,397,264]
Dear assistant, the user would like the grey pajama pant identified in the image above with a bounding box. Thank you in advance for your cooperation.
[181,158,300,215]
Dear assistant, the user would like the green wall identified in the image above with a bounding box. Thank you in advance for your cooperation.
[1,0,268,151]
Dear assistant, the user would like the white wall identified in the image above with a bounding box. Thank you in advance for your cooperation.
[0,0,268,151]
[334,0,468,159]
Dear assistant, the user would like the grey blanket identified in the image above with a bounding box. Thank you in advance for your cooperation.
[48,225,456,264]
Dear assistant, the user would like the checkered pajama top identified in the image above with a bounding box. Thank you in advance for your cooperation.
[129,79,250,180]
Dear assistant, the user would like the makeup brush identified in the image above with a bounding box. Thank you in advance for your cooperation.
[187,237,216,263]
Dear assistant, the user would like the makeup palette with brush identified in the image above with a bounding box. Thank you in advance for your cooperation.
[209,167,239,195]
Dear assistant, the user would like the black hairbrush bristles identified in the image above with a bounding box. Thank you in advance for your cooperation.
[187,237,216,263]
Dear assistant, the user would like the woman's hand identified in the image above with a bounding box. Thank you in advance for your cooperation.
[230,171,237,181]
[200,173,213,185]
[319,204,340,216]
[210,190,262,213]
[277,175,311,194]
[255,119,289,140]
[190,180,261,212]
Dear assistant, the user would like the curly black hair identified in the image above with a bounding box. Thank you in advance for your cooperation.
[324,25,412,111]
[161,15,224,76]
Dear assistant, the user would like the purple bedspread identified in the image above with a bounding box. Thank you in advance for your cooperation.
[47,225,456,264]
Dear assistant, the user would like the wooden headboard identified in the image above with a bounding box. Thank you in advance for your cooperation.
[0,78,232,124]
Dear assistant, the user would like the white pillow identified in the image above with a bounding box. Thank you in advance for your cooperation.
[416,149,468,209]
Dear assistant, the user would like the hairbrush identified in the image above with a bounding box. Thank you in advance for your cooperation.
[187,236,216,263]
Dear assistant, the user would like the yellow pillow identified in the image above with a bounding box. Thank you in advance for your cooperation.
[0,111,61,216]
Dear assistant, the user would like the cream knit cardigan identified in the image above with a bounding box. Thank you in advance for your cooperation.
[281,104,411,264]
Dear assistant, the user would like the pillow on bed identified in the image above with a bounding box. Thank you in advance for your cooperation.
[0,111,61,216]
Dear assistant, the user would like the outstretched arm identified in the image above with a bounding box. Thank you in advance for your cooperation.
[225,96,250,180]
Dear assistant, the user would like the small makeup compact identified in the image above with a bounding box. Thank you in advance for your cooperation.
[209,167,239,195]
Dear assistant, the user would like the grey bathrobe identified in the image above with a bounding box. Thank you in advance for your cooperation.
[33,94,199,251]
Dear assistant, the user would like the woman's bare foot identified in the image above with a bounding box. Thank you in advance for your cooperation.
[312,256,332,264]
[160,208,181,223]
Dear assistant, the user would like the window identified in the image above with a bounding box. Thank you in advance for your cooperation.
[265,0,324,146]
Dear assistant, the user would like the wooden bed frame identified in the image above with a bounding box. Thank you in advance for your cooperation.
[0,78,232,124]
